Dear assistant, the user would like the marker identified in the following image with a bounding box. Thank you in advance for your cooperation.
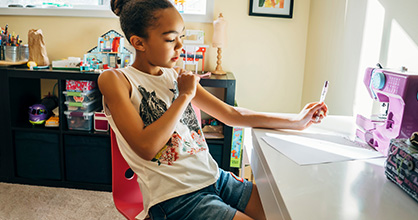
[316,80,329,122]
[319,80,329,103]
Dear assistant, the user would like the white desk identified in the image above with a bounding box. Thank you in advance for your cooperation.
[244,115,418,220]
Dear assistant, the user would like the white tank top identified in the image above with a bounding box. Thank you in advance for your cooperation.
[104,66,219,220]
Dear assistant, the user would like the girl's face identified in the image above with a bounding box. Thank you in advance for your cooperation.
[140,7,185,74]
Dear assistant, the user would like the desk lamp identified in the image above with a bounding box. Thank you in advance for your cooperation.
[212,13,227,75]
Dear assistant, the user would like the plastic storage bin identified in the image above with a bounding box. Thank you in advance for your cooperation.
[64,135,111,184]
[66,80,96,92]
[65,99,100,112]
[14,131,61,180]
[63,90,100,103]
[64,110,95,131]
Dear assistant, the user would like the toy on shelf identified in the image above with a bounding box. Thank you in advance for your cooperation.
[230,127,243,168]
[181,45,208,73]
[180,30,208,73]
[45,116,59,127]
[52,57,81,70]
[28,93,58,125]
[81,30,133,73]
[201,118,224,139]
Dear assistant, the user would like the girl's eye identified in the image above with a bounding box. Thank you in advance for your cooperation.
[166,35,185,43]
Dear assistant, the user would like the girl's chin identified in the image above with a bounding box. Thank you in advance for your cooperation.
[166,62,177,68]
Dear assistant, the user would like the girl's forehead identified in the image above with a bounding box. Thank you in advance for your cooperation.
[154,8,184,33]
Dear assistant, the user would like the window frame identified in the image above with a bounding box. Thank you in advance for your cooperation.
[0,0,214,22]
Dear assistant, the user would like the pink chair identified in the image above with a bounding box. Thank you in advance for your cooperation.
[111,106,200,219]
[111,128,145,220]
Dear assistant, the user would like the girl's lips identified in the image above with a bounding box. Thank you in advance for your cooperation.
[171,57,179,61]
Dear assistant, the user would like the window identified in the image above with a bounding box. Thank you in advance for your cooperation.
[172,0,214,23]
[0,0,213,22]
[172,0,206,15]
[0,0,107,8]
[0,0,112,17]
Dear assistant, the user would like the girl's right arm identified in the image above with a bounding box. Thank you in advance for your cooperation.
[98,69,199,161]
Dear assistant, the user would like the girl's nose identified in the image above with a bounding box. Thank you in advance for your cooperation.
[176,38,183,50]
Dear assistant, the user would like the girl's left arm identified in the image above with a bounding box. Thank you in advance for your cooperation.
[192,84,328,131]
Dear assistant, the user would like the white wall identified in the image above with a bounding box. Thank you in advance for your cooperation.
[213,0,311,113]
[302,0,418,116]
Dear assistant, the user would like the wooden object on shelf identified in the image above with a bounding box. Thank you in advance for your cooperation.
[213,47,225,75]
[212,13,227,75]
[0,60,27,66]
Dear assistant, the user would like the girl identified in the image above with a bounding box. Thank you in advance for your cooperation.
[99,0,328,219]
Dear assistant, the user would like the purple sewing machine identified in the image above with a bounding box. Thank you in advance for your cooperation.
[356,67,418,156]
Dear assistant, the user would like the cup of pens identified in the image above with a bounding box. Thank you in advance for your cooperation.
[4,45,19,62]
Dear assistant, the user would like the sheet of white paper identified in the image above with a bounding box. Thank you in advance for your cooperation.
[261,130,385,165]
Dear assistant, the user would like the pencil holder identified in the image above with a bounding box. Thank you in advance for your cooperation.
[4,45,19,62]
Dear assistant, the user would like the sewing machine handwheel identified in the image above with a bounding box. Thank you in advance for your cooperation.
[371,71,386,90]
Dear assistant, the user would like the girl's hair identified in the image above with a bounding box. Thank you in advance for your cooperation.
[111,0,174,40]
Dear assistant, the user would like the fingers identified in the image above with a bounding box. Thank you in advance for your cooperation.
[177,70,200,98]
[178,69,197,77]
[308,102,323,114]
[178,71,200,85]
[310,102,328,123]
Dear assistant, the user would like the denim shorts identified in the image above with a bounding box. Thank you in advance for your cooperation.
[149,168,253,220]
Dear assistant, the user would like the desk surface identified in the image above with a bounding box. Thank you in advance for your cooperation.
[245,115,418,220]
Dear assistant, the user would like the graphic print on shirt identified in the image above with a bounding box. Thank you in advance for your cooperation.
[171,81,201,134]
[137,82,207,166]
[138,85,168,127]
[172,81,207,155]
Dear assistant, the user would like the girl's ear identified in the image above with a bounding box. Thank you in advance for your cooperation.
[130,35,146,52]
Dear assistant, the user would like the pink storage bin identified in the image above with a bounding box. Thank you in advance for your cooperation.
[94,111,109,132]
[66,80,97,92]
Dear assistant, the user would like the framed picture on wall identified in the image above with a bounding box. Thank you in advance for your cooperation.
[249,0,294,18]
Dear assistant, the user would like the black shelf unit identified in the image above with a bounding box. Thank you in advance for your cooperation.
[0,67,236,191]
[1,67,111,191]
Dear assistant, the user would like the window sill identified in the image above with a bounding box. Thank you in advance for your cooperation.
[0,7,117,18]
[0,5,213,22]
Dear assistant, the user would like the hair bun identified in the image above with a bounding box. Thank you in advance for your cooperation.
[111,0,128,17]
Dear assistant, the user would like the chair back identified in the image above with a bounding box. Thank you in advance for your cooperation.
[111,105,200,219]
[111,128,144,220]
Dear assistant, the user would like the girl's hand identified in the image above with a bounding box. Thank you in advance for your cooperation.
[177,69,200,99]
[293,102,328,130]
